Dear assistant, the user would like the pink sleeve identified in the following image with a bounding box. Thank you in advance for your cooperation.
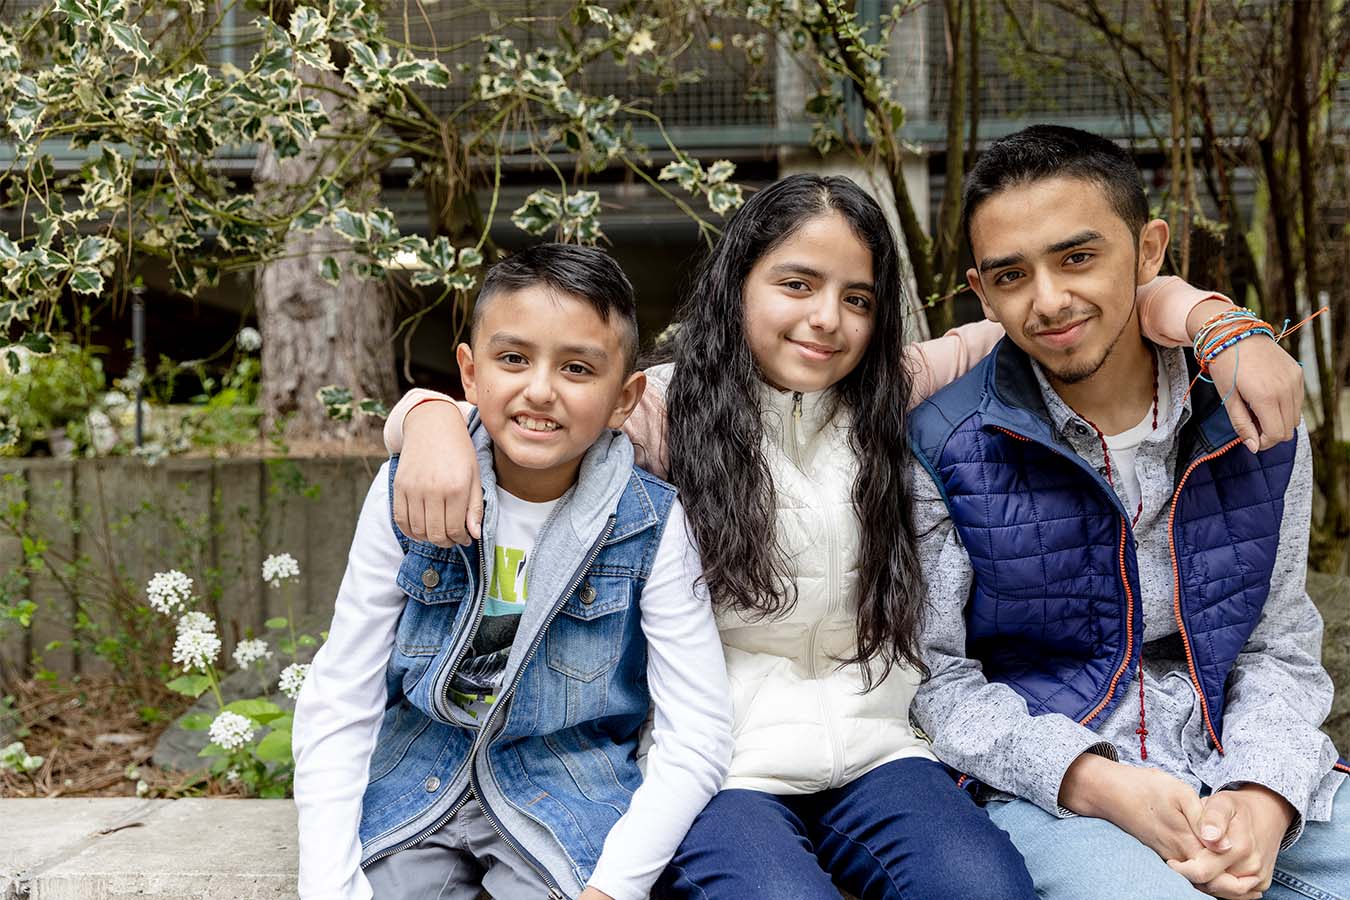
[1136,275,1232,347]
[382,388,472,454]
[905,319,1005,409]
[624,380,670,479]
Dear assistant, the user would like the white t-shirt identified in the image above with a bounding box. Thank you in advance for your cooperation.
[1103,355,1171,515]
[447,488,557,722]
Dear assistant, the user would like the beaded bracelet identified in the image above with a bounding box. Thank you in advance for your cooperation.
[1192,308,1277,372]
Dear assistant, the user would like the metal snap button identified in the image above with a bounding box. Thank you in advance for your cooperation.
[424,775,440,792]
[1074,423,1090,436]
[579,583,597,605]
[421,567,440,589]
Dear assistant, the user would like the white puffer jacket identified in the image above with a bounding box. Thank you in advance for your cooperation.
[648,366,934,795]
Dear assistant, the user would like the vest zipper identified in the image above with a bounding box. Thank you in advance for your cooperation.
[433,526,491,723]
[466,514,618,899]
[360,781,473,870]
[1167,438,1242,752]
[994,426,1140,730]
[788,391,804,470]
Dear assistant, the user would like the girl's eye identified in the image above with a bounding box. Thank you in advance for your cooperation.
[993,270,1023,287]
[783,279,811,292]
[844,295,872,310]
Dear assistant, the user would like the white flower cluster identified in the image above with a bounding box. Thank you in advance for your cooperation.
[232,638,271,667]
[172,627,221,672]
[278,663,310,700]
[208,711,255,751]
[262,552,301,588]
[146,570,193,615]
[176,611,216,635]
[236,326,262,352]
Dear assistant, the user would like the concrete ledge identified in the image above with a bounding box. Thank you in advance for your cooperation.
[1,800,297,900]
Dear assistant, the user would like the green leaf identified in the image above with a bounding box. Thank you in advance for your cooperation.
[18,332,53,355]
[254,728,293,762]
[319,256,341,285]
[179,712,214,731]
[197,741,224,757]
[70,267,104,296]
[166,674,213,698]
[264,617,288,630]
[224,698,283,724]
[356,399,387,419]
[108,22,152,60]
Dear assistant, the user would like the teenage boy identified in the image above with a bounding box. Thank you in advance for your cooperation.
[909,125,1348,900]
[293,244,733,900]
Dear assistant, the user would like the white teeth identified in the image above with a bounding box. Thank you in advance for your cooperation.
[515,415,560,432]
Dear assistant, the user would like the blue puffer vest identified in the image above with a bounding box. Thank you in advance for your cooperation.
[910,338,1295,751]
[357,425,676,899]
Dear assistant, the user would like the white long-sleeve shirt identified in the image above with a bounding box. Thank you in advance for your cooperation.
[293,463,732,900]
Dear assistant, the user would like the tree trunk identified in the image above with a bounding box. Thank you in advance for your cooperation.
[253,66,397,444]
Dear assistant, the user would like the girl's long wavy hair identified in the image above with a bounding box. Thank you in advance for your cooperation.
[667,174,927,690]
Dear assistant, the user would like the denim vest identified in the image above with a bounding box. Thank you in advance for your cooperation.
[357,421,677,898]
[910,339,1298,749]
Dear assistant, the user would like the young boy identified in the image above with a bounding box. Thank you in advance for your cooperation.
[909,125,1347,899]
[293,243,733,900]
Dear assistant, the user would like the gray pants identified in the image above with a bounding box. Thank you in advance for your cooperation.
[365,800,554,900]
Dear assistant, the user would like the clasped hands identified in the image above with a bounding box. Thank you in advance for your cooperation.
[1062,755,1293,900]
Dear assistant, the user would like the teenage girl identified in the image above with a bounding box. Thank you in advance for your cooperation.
[382,175,1303,899]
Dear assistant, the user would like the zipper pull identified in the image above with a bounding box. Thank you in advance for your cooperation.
[792,391,803,421]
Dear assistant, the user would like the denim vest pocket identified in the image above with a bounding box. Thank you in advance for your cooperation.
[394,547,473,658]
[367,699,432,784]
[546,575,632,682]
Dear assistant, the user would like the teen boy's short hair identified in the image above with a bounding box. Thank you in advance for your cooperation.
[961,125,1150,250]
[472,243,640,373]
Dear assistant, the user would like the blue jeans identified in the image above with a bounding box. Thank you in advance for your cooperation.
[986,779,1350,899]
[654,757,1036,900]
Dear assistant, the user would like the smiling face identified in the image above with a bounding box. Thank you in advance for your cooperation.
[458,285,644,502]
[742,211,877,393]
[966,175,1168,386]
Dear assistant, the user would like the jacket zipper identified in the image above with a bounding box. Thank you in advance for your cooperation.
[1167,438,1241,752]
[467,514,619,899]
[788,391,804,470]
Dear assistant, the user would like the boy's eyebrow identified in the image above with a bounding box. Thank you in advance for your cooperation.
[486,333,609,361]
[978,230,1105,274]
[766,262,875,293]
[1045,229,1104,255]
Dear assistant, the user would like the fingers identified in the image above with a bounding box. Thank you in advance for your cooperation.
[1167,851,1229,887]
[468,480,484,542]
[394,483,412,537]
[1200,870,1263,900]
[423,493,450,548]
[1199,792,1238,852]
[1224,398,1261,455]
[408,497,427,544]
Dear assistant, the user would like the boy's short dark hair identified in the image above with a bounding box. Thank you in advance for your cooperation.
[472,243,640,373]
[962,125,1150,251]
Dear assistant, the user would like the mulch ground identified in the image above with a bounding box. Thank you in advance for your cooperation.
[1,676,243,799]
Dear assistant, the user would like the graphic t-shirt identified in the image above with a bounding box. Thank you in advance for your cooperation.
[447,487,557,722]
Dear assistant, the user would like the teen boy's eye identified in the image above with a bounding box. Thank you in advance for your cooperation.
[562,362,593,376]
[993,270,1024,287]
[499,352,528,366]
[1065,251,1093,265]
